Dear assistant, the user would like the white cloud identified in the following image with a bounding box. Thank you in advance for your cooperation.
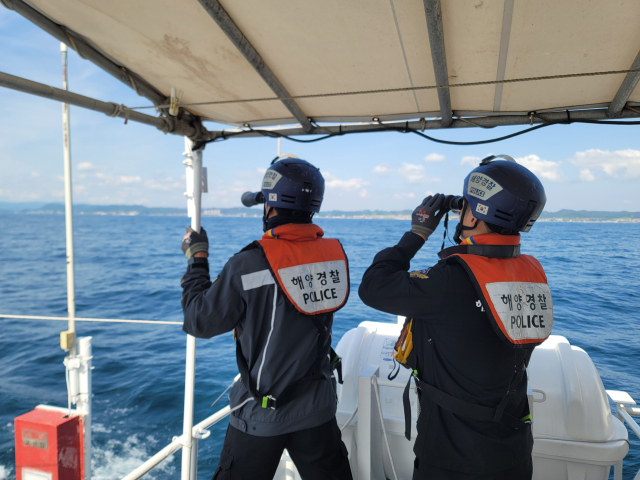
[394,192,416,199]
[144,178,182,191]
[398,163,425,183]
[461,156,480,166]
[228,181,249,193]
[515,155,561,181]
[579,169,595,181]
[31,172,39,177]
[372,163,391,174]
[359,189,368,198]
[119,176,141,184]
[77,162,95,171]
[424,153,445,162]
[373,162,440,184]
[569,149,640,179]
[257,168,267,174]
[323,172,369,191]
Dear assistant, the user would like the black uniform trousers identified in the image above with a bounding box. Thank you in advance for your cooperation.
[212,418,353,480]
[412,454,533,480]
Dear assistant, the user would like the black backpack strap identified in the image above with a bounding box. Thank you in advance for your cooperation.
[330,347,343,384]
[414,351,530,430]
[403,373,415,440]
[235,339,276,408]
[234,312,335,410]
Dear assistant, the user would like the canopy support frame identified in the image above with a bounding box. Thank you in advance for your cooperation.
[196,0,314,133]
[2,69,639,142]
[607,49,640,118]
[423,0,453,127]
[0,70,201,138]
[493,0,515,112]
[0,0,178,111]
[200,107,640,141]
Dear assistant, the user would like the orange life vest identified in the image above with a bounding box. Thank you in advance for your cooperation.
[440,233,553,347]
[257,224,350,316]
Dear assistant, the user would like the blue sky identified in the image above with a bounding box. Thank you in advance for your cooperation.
[1,8,639,212]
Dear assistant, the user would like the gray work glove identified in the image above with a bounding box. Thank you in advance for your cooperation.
[411,194,448,240]
[181,226,208,259]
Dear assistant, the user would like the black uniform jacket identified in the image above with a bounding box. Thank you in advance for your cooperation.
[181,235,337,437]
[359,232,534,475]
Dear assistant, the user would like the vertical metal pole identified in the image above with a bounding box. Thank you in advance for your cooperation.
[61,42,76,348]
[77,337,92,480]
[181,138,203,480]
[189,438,198,480]
[277,131,281,157]
[357,365,384,480]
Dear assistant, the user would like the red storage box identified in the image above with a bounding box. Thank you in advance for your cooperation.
[14,408,84,480]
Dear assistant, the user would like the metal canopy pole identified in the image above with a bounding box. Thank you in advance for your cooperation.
[196,0,314,133]
[0,71,197,137]
[181,138,204,480]
[607,49,640,118]
[1,0,167,106]
[61,43,76,344]
[493,0,515,112]
[61,42,92,480]
[423,0,453,127]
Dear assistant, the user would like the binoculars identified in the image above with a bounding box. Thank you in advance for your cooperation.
[241,191,265,207]
[447,195,463,213]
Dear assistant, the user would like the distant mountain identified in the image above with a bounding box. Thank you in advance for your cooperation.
[2,203,638,221]
[0,201,47,211]
[539,210,640,220]
[317,209,412,218]
[25,203,189,216]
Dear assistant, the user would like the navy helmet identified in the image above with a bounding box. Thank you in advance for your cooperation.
[241,157,325,213]
[462,155,546,232]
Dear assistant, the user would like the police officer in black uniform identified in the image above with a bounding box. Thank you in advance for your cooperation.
[181,158,353,479]
[359,155,551,480]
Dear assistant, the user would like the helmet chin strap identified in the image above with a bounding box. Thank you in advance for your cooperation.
[453,201,477,244]
[262,204,271,232]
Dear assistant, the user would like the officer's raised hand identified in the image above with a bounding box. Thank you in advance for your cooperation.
[411,194,449,240]
[181,226,209,259]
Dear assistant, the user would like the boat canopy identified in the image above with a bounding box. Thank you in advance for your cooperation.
[3,0,640,137]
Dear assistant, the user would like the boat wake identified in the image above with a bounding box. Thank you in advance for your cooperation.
[92,432,177,480]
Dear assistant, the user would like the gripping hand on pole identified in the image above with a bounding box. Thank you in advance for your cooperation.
[411,194,449,240]
[182,226,209,259]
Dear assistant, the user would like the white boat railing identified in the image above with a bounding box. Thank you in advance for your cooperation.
[607,391,640,480]
[121,405,233,480]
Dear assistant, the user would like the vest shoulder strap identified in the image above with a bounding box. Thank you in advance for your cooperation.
[438,244,520,260]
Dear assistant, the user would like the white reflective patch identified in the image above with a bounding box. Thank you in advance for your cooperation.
[262,170,282,190]
[278,260,348,314]
[241,269,275,291]
[486,282,553,341]
[467,173,503,200]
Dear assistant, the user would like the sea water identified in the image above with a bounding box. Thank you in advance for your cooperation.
[0,214,638,479]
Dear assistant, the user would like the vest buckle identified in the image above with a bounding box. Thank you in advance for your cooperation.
[262,395,277,409]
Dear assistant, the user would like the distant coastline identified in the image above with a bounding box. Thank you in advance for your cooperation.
[1,202,639,223]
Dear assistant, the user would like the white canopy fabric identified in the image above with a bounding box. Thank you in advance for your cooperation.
[19,0,640,127]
